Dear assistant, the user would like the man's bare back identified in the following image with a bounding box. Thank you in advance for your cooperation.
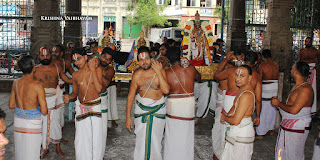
[259,60,279,80]
[166,64,201,94]
[9,76,47,114]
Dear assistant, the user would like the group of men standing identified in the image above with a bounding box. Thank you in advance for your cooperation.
[126,46,200,160]
[210,37,318,160]
[9,42,119,159]
[5,30,320,160]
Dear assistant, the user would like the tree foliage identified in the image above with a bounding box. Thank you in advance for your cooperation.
[126,0,171,29]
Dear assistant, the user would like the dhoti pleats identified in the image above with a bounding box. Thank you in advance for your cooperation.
[74,99,104,160]
[256,80,278,135]
[208,81,218,115]
[100,91,108,155]
[42,91,64,149]
[107,85,119,120]
[308,63,317,113]
[164,94,195,160]
[134,94,166,160]
[212,88,226,158]
[221,117,255,160]
[275,108,311,160]
[194,81,212,118]
[14,109,42,160]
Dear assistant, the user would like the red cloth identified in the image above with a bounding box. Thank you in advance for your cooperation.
[189,60,206,66]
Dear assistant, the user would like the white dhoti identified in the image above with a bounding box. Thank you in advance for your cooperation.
[74,98,104,160]
[107,85,119,120]
[256,80,278,135]
[275,107,311,160]
[42,88,64,149]
[164,93,195,160]
[222,92,237,114]
[134,94,166,160]
[194,81,212,118]
[308,63,317,113]
[14,108,42,160]
[208,81,218,115]
[100,90,108,155]
[312,139,320,160]
[221,117,255,160]
[58,80,65,127]
[212,88,226,158]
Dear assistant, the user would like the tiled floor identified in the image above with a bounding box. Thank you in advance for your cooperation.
[0,89,317,160]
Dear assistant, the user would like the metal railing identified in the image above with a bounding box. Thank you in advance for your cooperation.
[0,0,34,78]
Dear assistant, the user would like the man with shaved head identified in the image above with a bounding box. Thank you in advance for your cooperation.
[126,46,170,160]
[34,47,72,158]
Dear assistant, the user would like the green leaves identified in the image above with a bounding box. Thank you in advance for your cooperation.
[126,0,170,27]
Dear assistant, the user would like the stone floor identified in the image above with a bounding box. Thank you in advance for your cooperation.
[0,88,318,160]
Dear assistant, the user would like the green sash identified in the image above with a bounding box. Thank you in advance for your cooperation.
[134,100,165,160]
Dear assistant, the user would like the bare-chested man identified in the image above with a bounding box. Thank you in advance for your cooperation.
[52,44,74,143]
[99,47,115,155]
[298,37,320,114]
[212,50,244,159]
[244,51,262,126]
[34,47,72,158]
[102,47,120,128]
[126,46,170,160]
[9,55,47,160]
[256,49,279,139]
[272,62,314,160]
[157,43,170,69]
[63,48,104,160]
[164,47,201,160]
[220,65,256,160]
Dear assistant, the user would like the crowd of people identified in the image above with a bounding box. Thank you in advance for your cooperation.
[0,30,319,160]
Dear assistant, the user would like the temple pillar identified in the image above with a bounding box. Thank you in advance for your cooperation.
[30,0,61,59]
[226,0,246,52]
[263,0,294,99]
[64,0,82,48]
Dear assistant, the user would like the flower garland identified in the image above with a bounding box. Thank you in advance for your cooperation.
[182,21,214,62]
[182,21,194,60]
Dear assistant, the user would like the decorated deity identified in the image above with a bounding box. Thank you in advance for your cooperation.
[136,30,149,49]
[133,30,149,61]
[181,10,214,66]
[100,28,112,49]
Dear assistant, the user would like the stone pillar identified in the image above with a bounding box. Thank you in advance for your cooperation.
[226,0,246,52]
[263,0,294,99]
[30,0,61,59]
[64,0,82,48]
